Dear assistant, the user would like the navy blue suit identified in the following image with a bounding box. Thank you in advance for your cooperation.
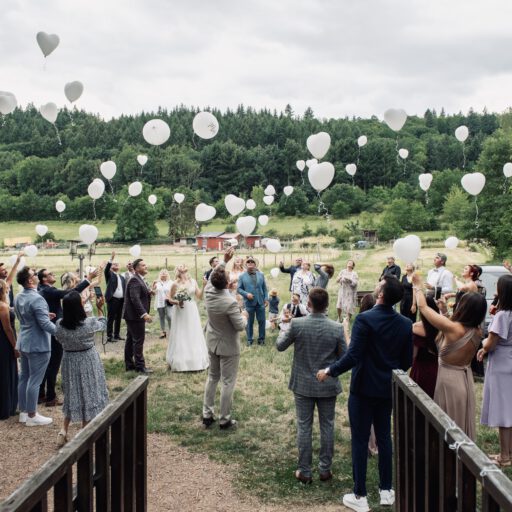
[329,304,412,496]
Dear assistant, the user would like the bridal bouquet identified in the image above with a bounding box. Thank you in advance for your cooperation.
[175,288,192,308]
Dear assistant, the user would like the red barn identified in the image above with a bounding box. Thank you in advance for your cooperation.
[196,232,262,251]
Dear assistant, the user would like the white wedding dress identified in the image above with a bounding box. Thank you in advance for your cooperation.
[166,279,209,372]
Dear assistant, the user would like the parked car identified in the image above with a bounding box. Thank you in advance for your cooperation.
[479,265,510,334]
[354,240,370,249]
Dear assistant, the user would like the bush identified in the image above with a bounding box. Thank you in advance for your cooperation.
[35,231,56,243]
[301,222,313,237]
[315,225,329,236]
[332,201,350,219]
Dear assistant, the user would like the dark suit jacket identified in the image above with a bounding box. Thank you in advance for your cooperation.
[104,261,126,302]
[280,264,300,291]
[123,273,151,322]
[380,264,401,281]
[39,279,90,321]
[329,304,412,399]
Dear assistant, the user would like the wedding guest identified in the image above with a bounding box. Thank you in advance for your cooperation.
[336,260,358,322]
[313,263,334,289]
[280,257,303,291]
[104,250,126,343]
[277,287,346,484]
[237,256,268,346]
[425,253,453,299]
[15,267,56,426]
[268,289,280,330]
[279,293,309,332]
[413,274,486,440]
[166,264,209,371]
[123,259,153,374]
[152,269,173,339]
[445,264,480,310]
[124,261,135,282]
[379,256,401,281]
[292,262,315,306]
[54,291,109,447]
[0,279,18,420]
[317,276,412,510]
[409,296,440,399]
[0,251,24,307]
[400,263,416,322]
[204,256,220,281]
[228,256,245,307]
[477,274,512,467]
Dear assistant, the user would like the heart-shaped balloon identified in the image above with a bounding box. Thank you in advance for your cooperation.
[245,199,256,210]
[36,31,60,57]
[137,155,148,166]
[383,108,407,132]
[306,158,318,168]
[283,186,294,196]
[236,216,256,236]
[174,193,185,204]
[263,195,274,206]
[195,203,216,222]
[224,194,245,216]
[0,91,17,115]
[393,234,421,262]
[24,245,38,258]
[398,148,409,159]
[345,163,357,176]
[308,162,335,192]
[266,239,282,253]
[296,160,306,171]
[258,215,269,226]
[128,181,143,197]
[55,200,66,213]
[444,236,459,250]
[9,254,25,270]
[100,161,117,180]
[503,162,512,178]
[455,125,469,142]
[461,172,485,196]
[264,185,276,196]
[357,135,367,147]
[418,173,433,191]
[40,102,58,123]
[307,132,331,159]
[88,180,104,200]
[148,194,157,205]
[130,245,141,258]
[35,225,48,237]
[142,119,170,145]
[79,224,99,245]
[270,267,280,278]
[193,111,219,139]
[64,81,84,103]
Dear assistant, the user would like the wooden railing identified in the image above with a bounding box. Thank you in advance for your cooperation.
[393,370,512,511]
[0,375,148,512]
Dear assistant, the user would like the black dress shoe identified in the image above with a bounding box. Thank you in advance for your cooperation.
[219,419,237,430]
[295,470,312,484]
[319,470,333,481]
[202,416,215,428]
[114,336,125,341]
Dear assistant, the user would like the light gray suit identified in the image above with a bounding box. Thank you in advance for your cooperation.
[202,281,246,423]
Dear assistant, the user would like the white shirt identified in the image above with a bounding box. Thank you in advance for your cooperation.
[427,266,453,293]
[154,280,173,309]
[113,273,124,299]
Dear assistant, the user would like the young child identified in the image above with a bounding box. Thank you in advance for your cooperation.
[268,289,280,330]
[279,293,309,332]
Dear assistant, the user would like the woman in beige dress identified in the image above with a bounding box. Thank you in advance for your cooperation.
[412,274,487,440]
[336,260,358,322]
[228,256,245,308]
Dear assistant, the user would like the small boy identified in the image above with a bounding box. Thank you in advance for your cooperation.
[268,289,280,330]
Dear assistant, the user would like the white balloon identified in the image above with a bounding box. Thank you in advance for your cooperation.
[398,148,409,159]
[306,158,318,168]
[24,245,38,258]
[263,195,274,206]
[142,119,170,146]
[270,267,280,278]
[35,224,48,237]
[40,102,58,124]
[224,194,245,216]
[357,135,368,147]
[444,236,459,250]
[393,234,421,262]
[258,215,269,226]
[9,255,25,271]
[100,161,117,180]
[264,185,276,196]
[455,125,469,142]
[55,200,66,213]
[236,216,257,236]
[266,238,282,253]
[228,238,238,247]
[461,172,486,196]
[174,193,185,204]
[193,111,219,139]
[308,162,335,192]
[88,180,104,200]
[128,181,143,197]
[418,173,433,191]
[296,160,306,171]
[79,224,98,245]
[283,186,294,196]
[307,132,331,159]
[36,31,60,57]
[383,108,407,132]
[137,155,148,166]
[148,194,157,205]
[195,203,216,222]
[245,199,256,210]
[129,244,141,258]
[345,163,357,176]
[503,162,512,178]
[0,91,17,115]
[64,81,83,103]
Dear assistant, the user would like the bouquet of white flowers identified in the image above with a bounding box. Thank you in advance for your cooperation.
[175,288,191,308]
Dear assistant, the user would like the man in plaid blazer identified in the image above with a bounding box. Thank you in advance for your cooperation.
[276,287,346,484]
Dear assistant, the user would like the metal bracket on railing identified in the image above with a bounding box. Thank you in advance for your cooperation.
[405,378,418,387]
[449,440,474,456]
[444,421,459,443]
[480,465,502,480]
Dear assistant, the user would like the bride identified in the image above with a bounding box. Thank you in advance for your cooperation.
[166,264,209,372]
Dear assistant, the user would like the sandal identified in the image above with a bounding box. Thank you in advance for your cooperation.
[57,430,68,448]
[489,454,511,467]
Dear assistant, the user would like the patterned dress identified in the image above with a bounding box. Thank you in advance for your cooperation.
[55,317,109,422]
[336,269,358,314]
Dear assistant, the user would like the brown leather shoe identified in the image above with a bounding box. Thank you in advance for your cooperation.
[319,470,333,481]
[45,398,63,407]
[295,470,312,484]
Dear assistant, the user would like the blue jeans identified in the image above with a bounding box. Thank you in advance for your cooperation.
[245,305,266,345]
[18,351,51,414]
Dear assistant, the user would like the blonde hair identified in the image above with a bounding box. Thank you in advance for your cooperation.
[61,272,78,290]
[232,257,244,272]
[174,265,188,281]
[159,269,170,280]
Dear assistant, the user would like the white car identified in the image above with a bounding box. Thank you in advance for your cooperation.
[479,265,510,334]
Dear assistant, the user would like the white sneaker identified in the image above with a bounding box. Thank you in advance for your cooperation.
[379,489,395,506]
[342,493,370,512]
[26,413,53,426]
[19,412,28,423]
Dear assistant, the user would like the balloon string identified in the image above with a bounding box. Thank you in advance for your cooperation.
[0,114,5,128]
[300,170,304,186]
[403,161,407,175]
[462,142,466,169]
[352,177,355,187]
[503,177,508,194]
[92,199,97,221]
[192,132,197,150]
[357,146,361,165]
[53,123,62,145]
[67,110,75,127]
[474,196,479,229]
[317,193,331,222]
[108,179,115,197]
[425,191,429,205]
[140,165,144,178]
[395,136,400,164]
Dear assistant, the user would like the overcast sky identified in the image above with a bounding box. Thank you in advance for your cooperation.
[3,0,512,120]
